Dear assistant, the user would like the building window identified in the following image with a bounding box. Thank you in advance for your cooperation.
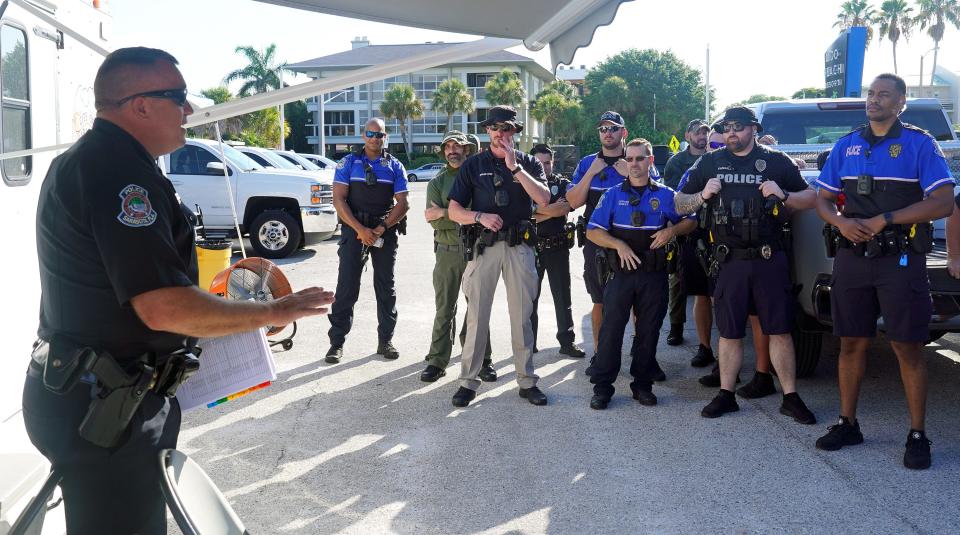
[323,87,354,103]
[467,108,489,134]
[467,72,496,101]
[411,74,448,100]
[370,75,410,102]
[324,110,355,136]
[412,110,461,135]
[1,24,30,184]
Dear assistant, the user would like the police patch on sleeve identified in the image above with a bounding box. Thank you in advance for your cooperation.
[117,184,157,227]
[336,157,347,170]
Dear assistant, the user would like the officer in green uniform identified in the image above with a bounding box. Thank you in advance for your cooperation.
[421,131,495,382]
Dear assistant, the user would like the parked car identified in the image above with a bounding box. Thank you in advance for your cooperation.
[407,162,444,182]
[160,139,337,259]
[299,152,338,170]
[272,150,325,172]
[234,145,307,173]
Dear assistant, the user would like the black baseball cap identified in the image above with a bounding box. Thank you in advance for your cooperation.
[714,106,763,132]
[597,110,624,127]
[686,119,710,132]
[530,143,554,156]
[479,105,524,133]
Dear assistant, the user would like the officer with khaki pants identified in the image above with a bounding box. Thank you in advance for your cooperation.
[447,105,551,407]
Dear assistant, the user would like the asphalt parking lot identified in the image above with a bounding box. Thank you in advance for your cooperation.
[172,182,960,534]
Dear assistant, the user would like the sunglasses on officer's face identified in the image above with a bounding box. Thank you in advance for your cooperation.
[597,125,622,134]
[719,122,748,133]
[709,141,725,150]
[623,155,650,162]
[365,130,387,139]
[486,123,516,133]
[115,88,189,107]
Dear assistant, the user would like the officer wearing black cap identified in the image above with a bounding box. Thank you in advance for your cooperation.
[586,138,697,409]
[446,105,551,408]
[326,117,410,364]
[662,118,712,352]
[24,47,334,534]
[814,73,954,470]
[675,105,818,423]
[529,143,585,358]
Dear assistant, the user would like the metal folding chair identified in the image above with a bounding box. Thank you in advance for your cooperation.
[158,449,248,535]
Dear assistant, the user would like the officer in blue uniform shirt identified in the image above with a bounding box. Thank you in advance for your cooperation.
[585,138,697,409]
[814,74,954,470]
[326,117,410,363]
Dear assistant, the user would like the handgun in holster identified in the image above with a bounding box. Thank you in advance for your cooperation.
[78,351,156,448]
[576,216,587,247]
[595,248,611,287]
[564,222,577,249]
[396,217,408,236]
[822,224,839,257]
[519,219,537,247]
[909,223,934,254]
[665,240,679,275]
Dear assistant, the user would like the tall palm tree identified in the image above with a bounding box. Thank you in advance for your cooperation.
[878,0,915,74]
[484,69,525,107]
[536,80,578,101]
[380,83,423,157]
[223,44,286,96]
[834,0,878,46]
[431,78,474,133]
[914,0,960,85]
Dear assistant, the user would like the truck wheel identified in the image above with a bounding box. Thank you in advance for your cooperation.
[792,326,823,378]
[250,210,301,259]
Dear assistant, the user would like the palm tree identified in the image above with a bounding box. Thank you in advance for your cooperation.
[431,78,474,133]
[484,69,525,107]
[536,80,578,101]
[531,92,580,143]
[834,0,878,46]
[380,83,423,157]
[914,0,960,85]
[223,44,285,96]
[877,0,915,74]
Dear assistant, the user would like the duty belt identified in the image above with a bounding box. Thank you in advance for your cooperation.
[725,244,780,261]
[827,223,933,258]
[536,232,573,251]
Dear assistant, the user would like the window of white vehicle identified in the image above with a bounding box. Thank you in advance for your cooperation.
[1,23,30,185]
[255,150,300,170]
[278,152,320,171]
[219,144,263,171]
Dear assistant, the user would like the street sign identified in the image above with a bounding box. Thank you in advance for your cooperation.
[668,135,680,153]
[824,27,867,98]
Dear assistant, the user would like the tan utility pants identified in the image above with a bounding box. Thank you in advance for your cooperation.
[460,241,539,390]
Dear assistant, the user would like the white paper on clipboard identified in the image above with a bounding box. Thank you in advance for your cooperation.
[175,328,276,411]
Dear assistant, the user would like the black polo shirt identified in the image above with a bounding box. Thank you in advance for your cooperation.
[36,118,198,360]
[448,149,546,228]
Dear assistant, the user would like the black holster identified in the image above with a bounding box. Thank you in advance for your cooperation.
[576,216,587,247]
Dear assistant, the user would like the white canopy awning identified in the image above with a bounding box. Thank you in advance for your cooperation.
[254,0,631,69]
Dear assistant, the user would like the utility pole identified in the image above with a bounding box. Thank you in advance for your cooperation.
[704,44,710,121]
[652,93,657,132]
[277,66,285,150]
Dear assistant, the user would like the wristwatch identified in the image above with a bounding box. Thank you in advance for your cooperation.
[781,191,790,203]
[511,165,523,175]
[883,212,894,226]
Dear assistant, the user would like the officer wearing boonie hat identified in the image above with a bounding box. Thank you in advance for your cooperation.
[675,105,819,423]
[421,131,495,382]
[447,105,552,408]
[529,143,585,359]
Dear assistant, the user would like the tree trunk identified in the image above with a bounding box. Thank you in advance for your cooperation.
[406,118,414,156]
[892,40,898,74]
[931,44,939,86]
[445,113,453,134]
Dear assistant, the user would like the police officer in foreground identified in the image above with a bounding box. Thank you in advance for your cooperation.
[586,139,696,409]
[662,119,716,369]
[421,131,495,382]
[529,144,586,358]
[566,111,664,380]
[814,74,954,469]
[446,105,551,407]
[25,47,334,534]
[675,106,817,423]
[326,117,410,363]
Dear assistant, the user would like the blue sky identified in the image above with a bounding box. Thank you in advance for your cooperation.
[111,0,960,109]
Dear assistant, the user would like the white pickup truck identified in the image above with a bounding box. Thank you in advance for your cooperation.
[748,98,960,376]
[160,139,338,258]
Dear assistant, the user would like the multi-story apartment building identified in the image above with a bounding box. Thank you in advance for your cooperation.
[287,37,556,156]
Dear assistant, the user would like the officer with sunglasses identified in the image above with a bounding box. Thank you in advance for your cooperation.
[326,117,410,364]
[26,47,335,535]
[674,106,818,423]
[446,105,551,407]
[585,138,697,409]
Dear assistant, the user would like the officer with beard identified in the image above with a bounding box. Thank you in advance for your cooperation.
[421,131,495,382]
[675,106,817,423]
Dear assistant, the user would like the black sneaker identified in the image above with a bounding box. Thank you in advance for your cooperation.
[651,361,666,382]
[698,364,740,387]
[451,387,477,407]
[590,394,610,410]
[559,345,586,358]
[478,364,498,382]
[690,344,715,368]
[737,371,777,399]
[815,417,864,451]
[519,386,548,406]
[666,323,684,346]
[779,392,816,424]
[419,365,445,382]
[377,341,400,360]
[701,390,739,418]
[632,388,657,406]
[903,430,932,470]
[324,345,343,364]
